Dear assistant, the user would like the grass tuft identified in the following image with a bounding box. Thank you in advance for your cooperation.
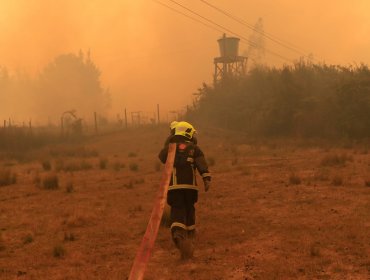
[289,173,301,185]
[129,163,139,171]
[53,244,65,258]
[65,181,74,193]
[128,152,137,158]
[42,173,59,190]
[320,154,352,167]
[99,158,108,169]
[23,234,34,244]
[332,175,343,186]
[0,168,17,187]
[41,160,52,171]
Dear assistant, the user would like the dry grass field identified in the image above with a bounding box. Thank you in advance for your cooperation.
[0,126,369,279]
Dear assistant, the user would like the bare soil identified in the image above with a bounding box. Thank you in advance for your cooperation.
[0,127,369,279]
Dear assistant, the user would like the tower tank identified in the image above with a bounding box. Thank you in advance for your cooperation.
[217,34,240,58]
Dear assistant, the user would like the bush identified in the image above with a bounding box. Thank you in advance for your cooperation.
[129,163,139,171]
[332,175,343,186]
[41,160,52,171]
[321,154,352,167]
[128,152,137,158]
[64,232,75,241]
[43,174,59,189]
[99,158,108,169]
[23,234,33,244]
[289,173,302,185]
[53,244,65,258]
[65,181,74,193]
[0,168,17,187]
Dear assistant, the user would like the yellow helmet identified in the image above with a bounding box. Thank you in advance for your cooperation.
[174,121,196,139]
[170,121,179,130]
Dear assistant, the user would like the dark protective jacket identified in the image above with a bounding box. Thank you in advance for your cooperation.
[158,138,210,191]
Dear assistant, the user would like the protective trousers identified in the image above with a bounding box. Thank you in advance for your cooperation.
[167,189,198,245]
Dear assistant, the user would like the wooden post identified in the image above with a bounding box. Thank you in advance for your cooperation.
[125,108,128,129]
[61,116,64,136]
[94,112,98,134]
[157,104,160,125]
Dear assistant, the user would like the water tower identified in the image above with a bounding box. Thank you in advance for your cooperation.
[214,34,247,84]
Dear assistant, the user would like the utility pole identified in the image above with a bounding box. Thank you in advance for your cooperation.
[157,104,160,125]
[124,108,128,129]
[94,112,98,134]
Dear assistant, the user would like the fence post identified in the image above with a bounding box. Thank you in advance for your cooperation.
[94,112,98,134]
[61,116,64,136]
[125,108,128,129]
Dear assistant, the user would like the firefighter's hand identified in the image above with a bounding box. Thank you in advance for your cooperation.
[203,177,211,192]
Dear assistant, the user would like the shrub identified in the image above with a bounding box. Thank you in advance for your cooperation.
[332,175,343,186]
[41,160,52,171]
[53,244,65,258]
[0,168,17,187]
[128,152,137,158]
[23,234,33,244]
[99,158,108,169]
[65,181,74,193]
[64,232,75,241]
[43,174,59,189]
[129,163,139,171]
[320,154,352,167]
[289,173,301,185]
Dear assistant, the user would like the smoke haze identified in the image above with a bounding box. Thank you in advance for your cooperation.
[1,0,370,123]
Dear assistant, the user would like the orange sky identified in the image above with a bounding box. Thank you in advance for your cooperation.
[1,0,370,119]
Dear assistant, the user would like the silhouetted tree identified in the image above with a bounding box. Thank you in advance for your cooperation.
[36,51,110,120]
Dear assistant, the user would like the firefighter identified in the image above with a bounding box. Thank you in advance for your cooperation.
[158,121,211,259]
[164,121,197,146]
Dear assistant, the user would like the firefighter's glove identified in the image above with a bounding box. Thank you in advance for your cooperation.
[203,177,211,192]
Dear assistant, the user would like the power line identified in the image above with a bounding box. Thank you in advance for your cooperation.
[166,0,294,63]
[151,0,224,34]
[199,0,312,58]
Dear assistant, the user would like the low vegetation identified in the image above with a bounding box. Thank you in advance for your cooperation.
[129,162,139,171]
[188,62,370,139]
[42,173,59,190]
[0,168,17,187]
[53,244,65,258]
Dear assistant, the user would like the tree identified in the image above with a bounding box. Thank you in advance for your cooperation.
[36,51,110,120]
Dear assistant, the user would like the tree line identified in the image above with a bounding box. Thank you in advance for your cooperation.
[0,51,110,123]
[188,61,370,139]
